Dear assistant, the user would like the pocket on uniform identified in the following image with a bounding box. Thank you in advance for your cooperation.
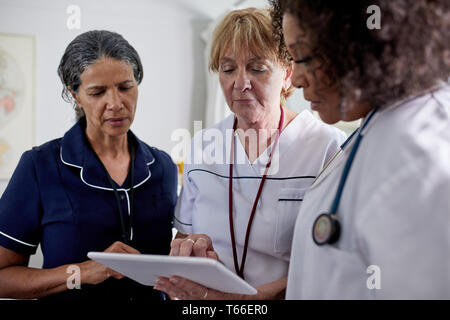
[274,188,306,258]
[40,183,75,226]
[307,245,370,299]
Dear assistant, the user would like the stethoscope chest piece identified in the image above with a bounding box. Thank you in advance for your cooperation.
[311,108,378,247]
[312,213,341,246]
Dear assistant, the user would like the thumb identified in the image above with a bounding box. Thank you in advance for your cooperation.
[109,269,125,279]
[206,250,219,261]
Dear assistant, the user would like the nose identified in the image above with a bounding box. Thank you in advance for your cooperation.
[234,69,252,92]
[106,88,123,111]
[291,65,309,89]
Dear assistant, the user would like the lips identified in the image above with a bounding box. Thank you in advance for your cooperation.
[233,99,254,103]
[310,101,321,110]
[304,96,321,110]
[233,99,255,106]
[106,117,128,126]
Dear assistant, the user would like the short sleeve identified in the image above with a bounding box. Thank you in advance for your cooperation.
[0,150,42,255]
[173,132,203,235]
[173,162,197,235]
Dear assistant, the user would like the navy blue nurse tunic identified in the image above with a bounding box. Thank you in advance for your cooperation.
[0,119,177,301]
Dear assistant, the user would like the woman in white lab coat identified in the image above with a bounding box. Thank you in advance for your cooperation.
[270,0,450,299]
[154,8,346,300]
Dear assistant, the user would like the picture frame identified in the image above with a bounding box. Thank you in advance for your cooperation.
[0,33,35,180]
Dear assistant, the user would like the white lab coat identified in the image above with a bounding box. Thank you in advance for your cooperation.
[286,84,450,299]
[174,110,346,286]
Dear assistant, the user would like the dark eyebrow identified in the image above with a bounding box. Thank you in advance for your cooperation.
[117,80,134,85]
[287,40,311,51]
[86,85,106,91]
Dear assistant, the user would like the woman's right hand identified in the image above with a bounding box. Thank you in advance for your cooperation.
[170,234,218,260]
[80,241,140,285]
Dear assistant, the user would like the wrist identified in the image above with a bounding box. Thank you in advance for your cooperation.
[78,260,95,285]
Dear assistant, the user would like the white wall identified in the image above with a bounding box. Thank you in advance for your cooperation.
[0,0,213,267]
[0,0,212,188]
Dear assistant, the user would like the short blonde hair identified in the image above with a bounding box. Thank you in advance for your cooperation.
[209,8,294,99]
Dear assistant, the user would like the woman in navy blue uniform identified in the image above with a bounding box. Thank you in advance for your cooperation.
[0,30,177,301]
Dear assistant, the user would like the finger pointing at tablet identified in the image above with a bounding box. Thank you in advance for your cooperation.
[170,233,218,260]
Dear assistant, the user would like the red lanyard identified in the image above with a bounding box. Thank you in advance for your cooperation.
[228,106,284,279]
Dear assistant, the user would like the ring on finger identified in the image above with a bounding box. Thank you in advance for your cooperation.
[201,288,208,300]
[185,238,195,244]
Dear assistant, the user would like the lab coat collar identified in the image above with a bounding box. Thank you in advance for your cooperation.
[60,119,155,190]
[340,129,358,150]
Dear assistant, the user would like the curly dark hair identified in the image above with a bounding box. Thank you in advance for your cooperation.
[270,0,450,109]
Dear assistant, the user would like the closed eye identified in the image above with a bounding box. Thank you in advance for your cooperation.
[89,91,104,97]
[294,57,312,64]
[120,86,133,91]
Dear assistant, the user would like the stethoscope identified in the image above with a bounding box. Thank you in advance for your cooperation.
[84,129,135,245]
[228,106,284,279]
[312,108,378,246]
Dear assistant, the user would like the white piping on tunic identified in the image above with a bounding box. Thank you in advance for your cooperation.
[60,147,154,191]
[124,190,133,240]
[0,230,38,247]
[60,147,156,241]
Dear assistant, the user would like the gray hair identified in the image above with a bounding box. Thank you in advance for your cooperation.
[57,30,144,119]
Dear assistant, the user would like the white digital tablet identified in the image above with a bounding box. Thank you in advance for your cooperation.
[87,252,257,295]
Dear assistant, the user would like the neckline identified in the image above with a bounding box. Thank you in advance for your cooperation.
[233,111,301,166]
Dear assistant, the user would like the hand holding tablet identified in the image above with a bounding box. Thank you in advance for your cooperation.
[87,252,257,295]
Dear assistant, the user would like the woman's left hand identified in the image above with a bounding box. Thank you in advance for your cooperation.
[154,276,248,300]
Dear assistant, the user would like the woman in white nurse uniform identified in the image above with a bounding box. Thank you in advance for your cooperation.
[272,0,450,299]
[154,8,346,300]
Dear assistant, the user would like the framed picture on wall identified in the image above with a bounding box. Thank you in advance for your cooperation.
[0,33,35,180]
